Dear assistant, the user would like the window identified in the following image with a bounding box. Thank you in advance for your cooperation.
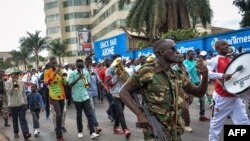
[45,1,58,10]
[92,20,120,40]
[64,12,90,20]
[47,26,60,34]
[46,14,59,22]
[91,3,117,29]
[65,25,91,32]
[63,0,90,7]
[65,38,77,44]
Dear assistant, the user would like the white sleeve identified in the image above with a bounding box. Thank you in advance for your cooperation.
[208,56,223,80]
[208,71,223,80]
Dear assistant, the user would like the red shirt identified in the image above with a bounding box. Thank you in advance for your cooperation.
[98,67,109,90]
[214,56,233,97]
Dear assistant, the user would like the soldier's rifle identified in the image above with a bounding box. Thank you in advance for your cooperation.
[132,93,169,141]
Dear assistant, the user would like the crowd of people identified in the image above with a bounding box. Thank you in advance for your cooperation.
[0,39,249,141]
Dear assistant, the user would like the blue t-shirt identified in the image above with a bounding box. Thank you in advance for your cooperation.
[183,59,200,84]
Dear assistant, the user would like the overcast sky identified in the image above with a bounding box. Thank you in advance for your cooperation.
[0,0,243,52]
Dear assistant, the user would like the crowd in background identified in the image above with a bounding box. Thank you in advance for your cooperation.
[0,44,248,141]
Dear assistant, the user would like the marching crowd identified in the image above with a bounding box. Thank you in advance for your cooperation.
[0,39,249,141]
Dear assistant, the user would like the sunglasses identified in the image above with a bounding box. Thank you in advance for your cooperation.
[165,46,177,52]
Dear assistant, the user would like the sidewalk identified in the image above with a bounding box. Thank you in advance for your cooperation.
[0,132,9,141]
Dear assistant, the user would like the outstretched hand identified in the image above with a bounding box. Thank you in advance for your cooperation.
[196,59,208,76]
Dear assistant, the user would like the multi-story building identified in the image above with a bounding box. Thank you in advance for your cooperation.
[44,0,134,61]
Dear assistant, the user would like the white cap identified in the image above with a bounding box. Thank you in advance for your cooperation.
[200,51,207,56]
[63,62,69,66]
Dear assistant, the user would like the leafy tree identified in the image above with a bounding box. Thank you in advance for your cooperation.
[119,0,212,41]
[20,31,47,69]
[233,0,250,27]
[162,28,208,42]
[48,38,70,65]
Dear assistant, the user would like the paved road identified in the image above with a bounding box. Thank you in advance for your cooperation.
[1,94,249,141]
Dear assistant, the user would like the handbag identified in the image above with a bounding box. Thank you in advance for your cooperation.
[31,94,40,110]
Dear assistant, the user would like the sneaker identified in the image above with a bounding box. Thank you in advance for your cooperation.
[124,128,131,138]
[24,133,31,140]
[78,133,83,138]
[199,116,210,121]
[61,127,67,132]
[90,133,100,139]
[95,127,102,134]
[14,133,19,138]
[37,128,40,134]
[209,103,214,109]
[34,129,39,137]
[184,126,193,132]
[114,127,123,134]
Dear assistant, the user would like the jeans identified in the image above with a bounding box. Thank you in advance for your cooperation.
[9,105,29,137]
[52,102,66,128]
[74,99,95,134]
[113,97,128,130]
[50,99,64,139]
[89,96,99,127]
[31,109,40,129]
[194,82,206,116]
[104,89,114,119]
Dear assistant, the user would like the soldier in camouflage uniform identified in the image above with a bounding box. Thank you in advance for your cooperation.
[119,39,209,141]
[0,70,10,127]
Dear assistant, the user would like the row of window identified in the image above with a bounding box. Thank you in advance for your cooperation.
[47,26,60,34]
[63,0,90,7]
[92,19,126,40]
[46,14,59,22]
[65,24,91,32]
[44,1,58,10]
[91,3,117,29]
[65,38,77,44]
[64,12,90,20]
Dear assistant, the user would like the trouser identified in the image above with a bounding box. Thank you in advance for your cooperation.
[98,87,104,102]
[1,94,9,121]
[113,97,128,130]
[209,93,250,141]
[50,99,64,139]
[43,88,50,118]
[31,109,40,129]
[183,97,190,126]
[104,89,114,119]
[9,105,29,137]
[52,100,66,128]
[64,85,72,106]
[194,82,206,116]
[89,96,99,127]
[74,99,95,134]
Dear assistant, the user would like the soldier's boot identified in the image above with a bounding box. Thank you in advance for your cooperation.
[4,119,11,127]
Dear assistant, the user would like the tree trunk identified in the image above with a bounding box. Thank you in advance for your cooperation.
[178,0,191,28]
[59,56,61,65]
[35,50,39,70]
[24,60,27,70]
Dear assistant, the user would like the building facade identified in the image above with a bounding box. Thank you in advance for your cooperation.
[44,0,134,59]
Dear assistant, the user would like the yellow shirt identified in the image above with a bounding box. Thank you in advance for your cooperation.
[44,68,65,100]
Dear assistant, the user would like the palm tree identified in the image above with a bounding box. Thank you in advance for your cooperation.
[20,31,47,69]
[9,50,21,67]
[9,46,31,70]
[48,38,70,65]
[119,0,212,40]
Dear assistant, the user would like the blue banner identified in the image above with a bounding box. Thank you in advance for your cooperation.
[205,28,250,52]
[134,48,153,59]
[93,33,128,59]
[176,39,204,53]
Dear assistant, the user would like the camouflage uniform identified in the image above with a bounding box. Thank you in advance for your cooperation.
[131,62,194,141]
[0,79,9,125]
